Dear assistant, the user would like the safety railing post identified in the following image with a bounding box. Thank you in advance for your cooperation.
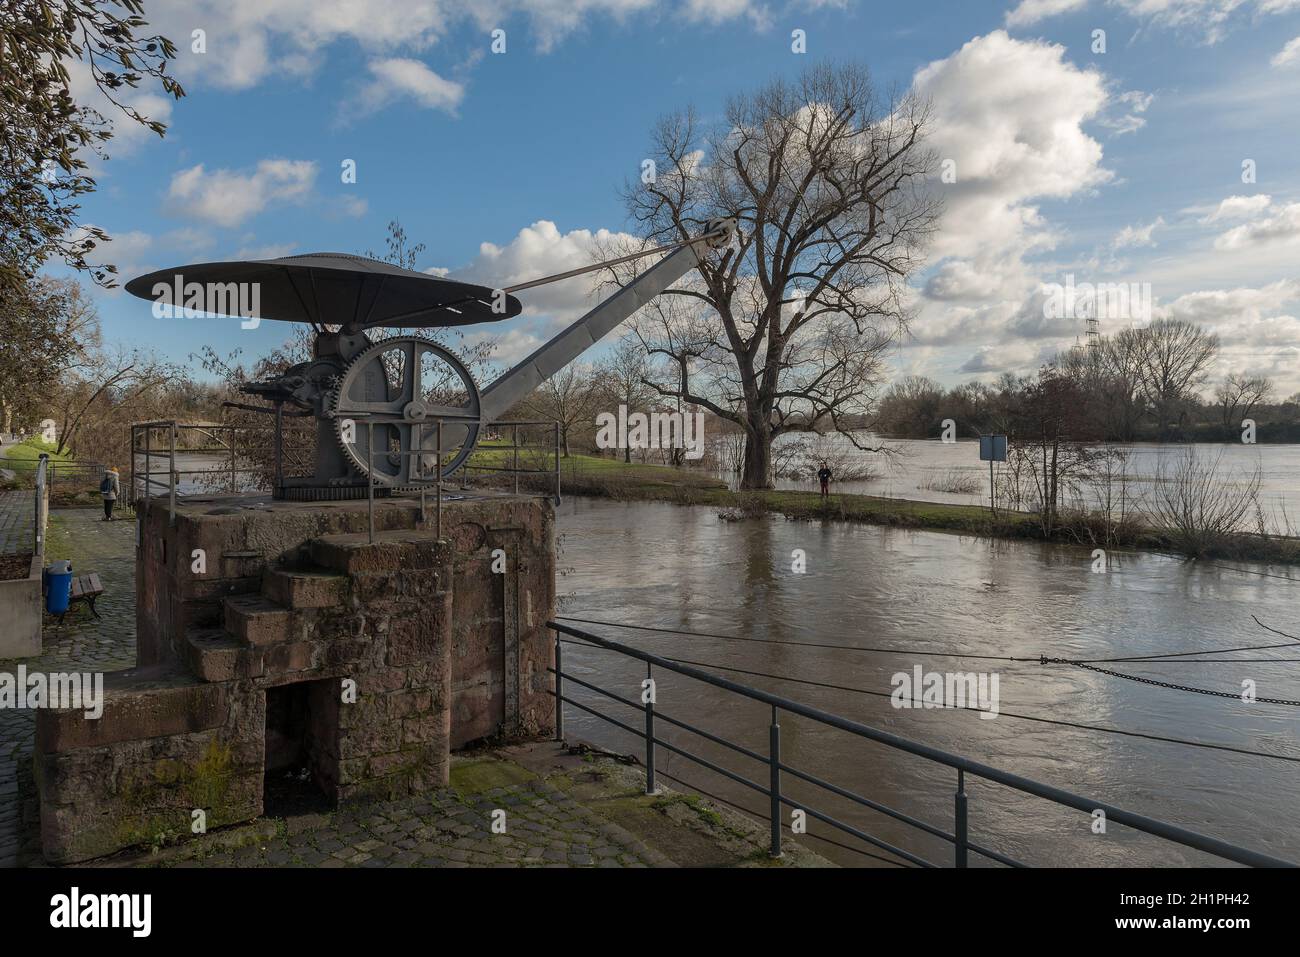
[513,422,519,495]
[554,422,561,504]
[644,662,656,795]
[553,630,563,742]
[436,420,443,540]
[168,421,177,525]
[417,420,426,523]
[769,705,782,858]
[955,768,969,868]
[366,421,374,544]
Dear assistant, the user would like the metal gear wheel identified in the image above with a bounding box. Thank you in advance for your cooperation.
[329,335,482,485]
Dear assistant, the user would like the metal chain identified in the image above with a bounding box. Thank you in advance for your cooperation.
[1041,657,1300,707]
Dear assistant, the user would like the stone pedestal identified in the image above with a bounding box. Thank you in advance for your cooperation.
[35,492,556,863]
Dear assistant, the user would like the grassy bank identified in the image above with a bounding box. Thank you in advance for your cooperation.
[518,454,1300,566]
[0,437,73,467]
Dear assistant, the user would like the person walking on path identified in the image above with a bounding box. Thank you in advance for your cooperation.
[100,467,120,521]
[817,461,832,499]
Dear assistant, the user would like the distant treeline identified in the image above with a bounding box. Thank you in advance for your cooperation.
[877,319,1298,443]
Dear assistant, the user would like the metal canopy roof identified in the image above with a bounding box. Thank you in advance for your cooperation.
[124,252,523,329]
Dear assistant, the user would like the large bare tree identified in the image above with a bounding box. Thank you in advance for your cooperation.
[623,63,940,489]
[1138,318,1218,441]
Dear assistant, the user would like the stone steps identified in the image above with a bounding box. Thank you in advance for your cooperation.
[184,627,264,682]
[263,567,346,610]
[223,594,292,646]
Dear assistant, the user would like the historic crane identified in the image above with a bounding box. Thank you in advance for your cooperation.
[125,218,734,499]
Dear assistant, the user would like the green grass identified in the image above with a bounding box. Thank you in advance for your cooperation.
[0,437,74,468]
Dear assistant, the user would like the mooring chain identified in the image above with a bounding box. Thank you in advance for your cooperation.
[1041,657,1300,707]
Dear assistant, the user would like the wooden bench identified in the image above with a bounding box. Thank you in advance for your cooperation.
[57,572,104,625]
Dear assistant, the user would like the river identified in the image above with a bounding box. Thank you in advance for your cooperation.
[553,496,1300,867]
[714,436,1300,533]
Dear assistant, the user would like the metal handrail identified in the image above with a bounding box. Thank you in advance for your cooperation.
[126,419,562,537]
[549,620,1296,869]
[33,453,48,558]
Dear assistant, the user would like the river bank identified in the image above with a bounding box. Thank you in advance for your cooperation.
[540,457,1300,565]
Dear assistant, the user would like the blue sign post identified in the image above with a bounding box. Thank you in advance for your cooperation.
[979,435,1008,516]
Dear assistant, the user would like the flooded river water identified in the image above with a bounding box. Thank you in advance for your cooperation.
[554,497,1300,867]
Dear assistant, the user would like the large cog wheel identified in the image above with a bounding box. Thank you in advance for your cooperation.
[330,335,482,485]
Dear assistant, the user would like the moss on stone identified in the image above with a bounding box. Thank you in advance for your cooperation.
[449,756,537,793]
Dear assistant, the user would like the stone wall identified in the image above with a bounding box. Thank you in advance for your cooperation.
[34,493,555,863]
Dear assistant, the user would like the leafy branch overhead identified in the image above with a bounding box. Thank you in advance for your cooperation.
[0,0,184,292]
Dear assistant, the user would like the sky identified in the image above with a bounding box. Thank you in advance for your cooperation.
[59,0,1300,395]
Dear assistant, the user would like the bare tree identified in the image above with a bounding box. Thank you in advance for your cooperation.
[1215,373,1272,441]
[593,336,654,463]
[1138,319,1218,440]
[521,363,602,457]
[51,343,176,456]
[622,63,940,488]
[1145,448,1261,556]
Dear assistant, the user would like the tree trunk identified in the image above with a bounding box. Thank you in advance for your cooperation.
[740,423,773,490]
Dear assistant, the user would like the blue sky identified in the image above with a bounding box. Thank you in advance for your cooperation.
[62,0,1300,392]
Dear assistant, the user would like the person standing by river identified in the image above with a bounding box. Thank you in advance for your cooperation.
[100,467,120,521]
[817,461,832,499]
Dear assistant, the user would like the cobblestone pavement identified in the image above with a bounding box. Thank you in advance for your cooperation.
[150,776,665,869]
[0,490,35,556]
[0,509,138,867]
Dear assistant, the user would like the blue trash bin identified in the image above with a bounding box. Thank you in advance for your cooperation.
[46,560,73,615]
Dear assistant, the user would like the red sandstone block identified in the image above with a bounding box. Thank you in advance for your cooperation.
[309,531,450,575]
[223,595,292,645]
[183,629,264,682]
[262,641,316,673]
[263,568,346,609]
[35,664,229,752]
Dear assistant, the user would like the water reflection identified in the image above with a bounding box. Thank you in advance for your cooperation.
[556,497,1300,867]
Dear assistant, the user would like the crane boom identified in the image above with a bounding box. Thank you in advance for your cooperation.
[479,222,731,422]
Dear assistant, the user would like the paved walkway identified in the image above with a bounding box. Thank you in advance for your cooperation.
[151,774,663,869]
[0,490,34,556]
[0,509,138,867]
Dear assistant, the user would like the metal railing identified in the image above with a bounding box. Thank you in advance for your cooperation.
[358,418,560,543]
[33,453,48,558]
[549,620,1296,868]
[128,419,562,535]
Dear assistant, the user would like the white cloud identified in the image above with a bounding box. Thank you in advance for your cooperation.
[440,220,644,322]
[1005,0,1088,28]
[913,31,1111,301]
[1213,201,1300,250]
[1273,36,1300,66]
[1097,89,1154,135]
[1201,193,1273,222]
[1113,216,1164,248]
[1006,0,1300,44]
[167,159,317,227]
[144,0,769,92]
[351,58,465,117]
